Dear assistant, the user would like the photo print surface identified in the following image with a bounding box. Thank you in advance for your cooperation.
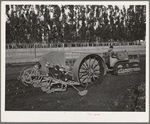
[1,1,149,123]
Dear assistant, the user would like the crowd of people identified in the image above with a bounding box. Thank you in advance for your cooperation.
[6,5,146,45]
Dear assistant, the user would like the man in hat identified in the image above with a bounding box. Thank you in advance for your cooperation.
[108,45,116,58]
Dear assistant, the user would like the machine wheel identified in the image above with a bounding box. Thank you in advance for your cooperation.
[20,66,30,78]
[73,54,105,88]
[21,68,35,85]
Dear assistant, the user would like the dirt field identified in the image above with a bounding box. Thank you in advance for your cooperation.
[5,55,145,111]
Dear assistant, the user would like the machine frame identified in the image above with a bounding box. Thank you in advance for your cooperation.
[19,50,140,96]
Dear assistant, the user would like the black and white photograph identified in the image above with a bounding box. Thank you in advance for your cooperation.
[1,1,149,122]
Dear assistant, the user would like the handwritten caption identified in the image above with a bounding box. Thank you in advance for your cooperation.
[87,113,100,116]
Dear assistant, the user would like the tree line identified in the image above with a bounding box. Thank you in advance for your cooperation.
[6,5,146,44]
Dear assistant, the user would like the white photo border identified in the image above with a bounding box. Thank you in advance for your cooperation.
[1,1,149,122]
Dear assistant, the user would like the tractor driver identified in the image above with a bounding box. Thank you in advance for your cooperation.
[108,45,116,58]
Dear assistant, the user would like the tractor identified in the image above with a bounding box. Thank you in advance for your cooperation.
[103,51,140,75]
